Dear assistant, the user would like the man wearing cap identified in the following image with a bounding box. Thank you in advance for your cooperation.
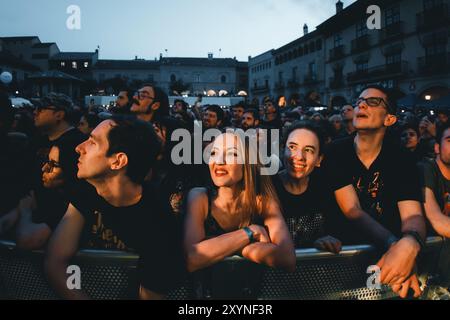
[15,93,86,250]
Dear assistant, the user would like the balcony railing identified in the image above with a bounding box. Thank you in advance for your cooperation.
[417,4,450,32]
[251,85,270,93]
[379,21,404,43]
[274,81,285,90]
[347,61,408,84]
[329,45,345,61]
[329,76,345,89]
[417,53,450,76]
[351,34,371,53]
[304,74,319,86]
[287,78,300,89]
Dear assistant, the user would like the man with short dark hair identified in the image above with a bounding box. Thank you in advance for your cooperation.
[241,108,260,130]
[202,104,223,129]
[45,115,186,299]
[230,102,245,128]
[420,122,450,238]
[110,89,132,114]
[130,84,169,124]
[338,104,356,137]
[322,85,426,298]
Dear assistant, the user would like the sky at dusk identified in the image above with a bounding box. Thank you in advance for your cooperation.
[0,0,357,61]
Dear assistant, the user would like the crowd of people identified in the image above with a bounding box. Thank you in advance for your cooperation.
[0,83,449,300]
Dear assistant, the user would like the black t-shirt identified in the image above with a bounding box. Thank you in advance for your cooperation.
[322,135,422,238]
[70,181,186,294]
[419,159,450,236]
[0,132,33,216]
[32,128,86,230]
[272,171,329,248]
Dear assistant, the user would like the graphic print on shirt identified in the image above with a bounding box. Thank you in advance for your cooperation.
[444,192,450,217]
[88,210,128,250]
[354,171,384,216]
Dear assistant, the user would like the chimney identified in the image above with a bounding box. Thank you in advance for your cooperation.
[135,55,138,60]
[336,0,343,14]
[159,53,163,60]
[303,24,309,35]
[208,52,213,60]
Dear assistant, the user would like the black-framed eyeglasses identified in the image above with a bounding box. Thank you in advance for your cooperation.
[42,160,61,172]
[135,90,155,100]
[354,97,389,110]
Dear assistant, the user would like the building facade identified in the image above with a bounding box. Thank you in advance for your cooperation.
[249,0,450,107]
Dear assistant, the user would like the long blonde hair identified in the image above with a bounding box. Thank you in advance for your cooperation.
[212,131,280,228]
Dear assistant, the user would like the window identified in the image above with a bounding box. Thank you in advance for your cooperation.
[424,0,443,10]
[334,33,343,47]
[386,52,401,65]
[72,61,77,69]
[60,62,65,67]
[298,47,304,56]
[148,74,154,82]
[316,39,322,50]
[221,75,226,83]
[308,62,317,79]
[195,74,201,82]
[254,81,257,89]
[292,67,298,81]
[356,20,368,38]
[278,71,283,82]
[170,74,176,82]
[356,62,368,72]
[304,45,309,55]
[386,5,400,26]
[310,42,315,52]
[425,43,446,56]
[84,62,89,68]
[265,79,269,88]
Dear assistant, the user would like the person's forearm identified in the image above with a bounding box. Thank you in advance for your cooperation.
[241,242,296,272]
[186,229,249,272]
[348,208,395,248]
[44,258,89,300]
[401,214,426,241]
[428,213,450,238]
[0,208,19,235]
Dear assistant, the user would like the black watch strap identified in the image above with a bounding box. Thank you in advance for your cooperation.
[243,227,255,243]
[402,230,425,251]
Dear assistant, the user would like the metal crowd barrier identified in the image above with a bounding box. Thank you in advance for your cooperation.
[0,237,448,300]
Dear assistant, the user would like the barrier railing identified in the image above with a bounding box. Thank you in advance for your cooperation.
[0,237,448,300]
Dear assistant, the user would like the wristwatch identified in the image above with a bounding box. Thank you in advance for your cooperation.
[243,227,255,243]
[402,230,425,252]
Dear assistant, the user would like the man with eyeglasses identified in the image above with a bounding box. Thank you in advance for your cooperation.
[130,84,169,124]
[322,85,426,298]
[14,93,86,250]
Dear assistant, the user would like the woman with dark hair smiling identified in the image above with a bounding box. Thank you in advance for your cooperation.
[184,132,295,273]
[273,120,342,253]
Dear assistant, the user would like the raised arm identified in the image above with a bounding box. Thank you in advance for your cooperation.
[241,198,296,272]
[44,203,87,300]
[184,188,255,272]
